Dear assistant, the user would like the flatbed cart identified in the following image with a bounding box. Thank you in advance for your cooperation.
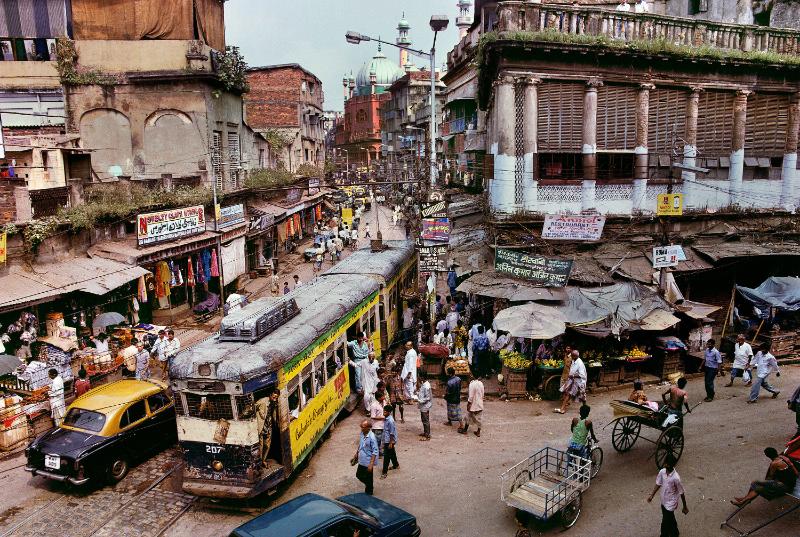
[606,400,698,469]
[500,447,592,530]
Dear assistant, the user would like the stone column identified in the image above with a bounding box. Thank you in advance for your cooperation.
[491,74,517,212]
[729,89,750,207]
[521,76,541,210]
[633,83,654,213]
[682,87,702,209]
[582,78,602,212]
[781,93,800,212]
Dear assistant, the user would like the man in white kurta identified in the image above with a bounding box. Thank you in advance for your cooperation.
[401,342,418,400]
[360,352,380,411]
[48,369,66,426]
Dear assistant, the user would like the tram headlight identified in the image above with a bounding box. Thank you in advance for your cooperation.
[212,460,224,472]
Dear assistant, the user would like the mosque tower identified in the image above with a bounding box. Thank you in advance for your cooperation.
[396,13,412,69]
[456,0,473,39]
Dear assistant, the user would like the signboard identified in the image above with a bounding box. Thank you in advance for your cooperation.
[137,206,205,246]
[308,177,320,195]
[218,204,246,229]
[418,245,448,272]
[652,245,684,269]
[341,207,353,228]
[0,232,6,264]
[542,214,606,241]
[657,193,683,216]
[286,187,302,204]
[421,200,448,219]
[421,218,451,243]
[494,248,573,287]
[428,190,445,202]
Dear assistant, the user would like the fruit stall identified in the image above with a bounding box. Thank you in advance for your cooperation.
[500,350,532,398]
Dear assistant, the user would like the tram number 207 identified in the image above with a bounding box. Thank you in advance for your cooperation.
[206,445,224,454]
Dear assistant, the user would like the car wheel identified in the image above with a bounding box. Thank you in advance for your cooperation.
[106,457,129,484]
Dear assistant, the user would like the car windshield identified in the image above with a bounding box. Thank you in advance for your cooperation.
[63,407,106,433]
[330,499,379,526]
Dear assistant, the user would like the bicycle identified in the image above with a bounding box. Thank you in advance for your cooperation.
[587,436,603,479]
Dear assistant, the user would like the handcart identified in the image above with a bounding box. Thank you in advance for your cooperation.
[607,400,694,469]
[500,447,592,530]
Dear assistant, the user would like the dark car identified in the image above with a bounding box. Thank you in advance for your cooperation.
[230,493,421,537]
[25,379,176,485]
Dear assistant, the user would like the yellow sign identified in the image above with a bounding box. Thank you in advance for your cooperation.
[214,203,221,221]
[657,193,683,216]
[341,207,353,228]
[0,232,5,264]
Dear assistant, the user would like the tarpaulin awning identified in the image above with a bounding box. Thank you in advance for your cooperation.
[677,300,722,320]
[0,257,149,312]
[639,309,681,331]
[554,282,674,336]
[693,240,800,262]
[457,271,567,302]
[736,277,800,311]
[449,244,493,277]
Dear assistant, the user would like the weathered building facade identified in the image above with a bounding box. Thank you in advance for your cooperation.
[382,71,446,157]
[454,2,800,216]
[244,64,326,172]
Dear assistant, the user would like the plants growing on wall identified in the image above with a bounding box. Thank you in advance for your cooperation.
[262,129,294,149]
[216,46,249,93]
[55,38,118,86]
[296,163,324,177]
[244,168,297,189]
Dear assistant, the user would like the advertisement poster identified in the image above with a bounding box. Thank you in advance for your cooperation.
[0,232,6,264]
[421,200,448,219]
[652,245,684,268]
[542,214,606,241]
[418,245,448,272]
[137,206,205,246]
[657,193,683,216]
[494,248,573,287]
[218,204,246,229]
[421,218,451,243]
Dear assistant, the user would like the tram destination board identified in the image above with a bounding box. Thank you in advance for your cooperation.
[494,248,572,287]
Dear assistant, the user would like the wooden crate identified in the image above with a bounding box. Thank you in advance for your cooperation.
[761,333,796,358]
[598,362,622,386]
[502,365,528,397]
[657,351,684,380]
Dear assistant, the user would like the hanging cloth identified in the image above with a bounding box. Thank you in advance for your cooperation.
[196,255,206,284]
[157,262,172,298]
[293,214,301,236]
[187,256,196,287]
[155,262,166,297]
[201,249,212,280]
[168,260,177,287]
[137,275,148,303]
[210,248,220,277]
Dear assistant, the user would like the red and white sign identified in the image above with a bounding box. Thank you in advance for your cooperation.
[542,214,606,241]
[137,206,205,246]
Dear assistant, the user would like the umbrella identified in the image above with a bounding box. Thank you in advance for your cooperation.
[0,354,23,376]
[92,311,126,329]
[493,303,567,340]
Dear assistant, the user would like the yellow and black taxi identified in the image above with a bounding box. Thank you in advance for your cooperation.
[25,379,176,485]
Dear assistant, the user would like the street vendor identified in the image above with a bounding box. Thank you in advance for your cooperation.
[47,368,65,426]
[555,350,586,414]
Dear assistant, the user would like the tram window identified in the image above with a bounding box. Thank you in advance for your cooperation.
[369,308,377,333]
[235,394,255,420]
[185,393,234,421]
[336,342,346,365]
[288,384,300,420]
[326,353,337,380]
[301,365,314,403]
[313,355,325,393]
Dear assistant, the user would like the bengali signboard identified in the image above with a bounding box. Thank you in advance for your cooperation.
[218,204,245,229]
[421,218,451,243]
[137,206,205,246]
[308,177,320,195]
[657,193,683,216]
[418,245,448,272]
[542,214,606,241]
[652,245,684,269]
[494,248,573,287]
[421,200,448,219]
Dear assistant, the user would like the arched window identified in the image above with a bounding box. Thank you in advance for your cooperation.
[356,110,367,122]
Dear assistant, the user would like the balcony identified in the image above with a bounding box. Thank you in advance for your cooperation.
[494,3,800,57]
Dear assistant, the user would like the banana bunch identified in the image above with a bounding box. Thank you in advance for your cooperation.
[538,358,564,368]
[501,350,533,370]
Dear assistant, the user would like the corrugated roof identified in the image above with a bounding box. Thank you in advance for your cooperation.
[457,271,567,301]
[88,231,219,265]
[0,257,149,312]
[171,274,380,382]
[693,240,800,262]
[324,241,415,282]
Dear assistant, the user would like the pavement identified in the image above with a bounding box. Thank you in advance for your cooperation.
[2,369,798,536]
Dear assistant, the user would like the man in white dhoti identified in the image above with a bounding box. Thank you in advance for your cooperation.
[360,352,380,412]
[555,350,587,414]
[401,341,418,400]
[48,369,66,426]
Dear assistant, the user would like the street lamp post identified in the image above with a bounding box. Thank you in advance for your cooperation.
[346,14,449,188]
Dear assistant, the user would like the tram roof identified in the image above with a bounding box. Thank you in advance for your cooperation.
[323,240,415,281]
[171,274,379,382]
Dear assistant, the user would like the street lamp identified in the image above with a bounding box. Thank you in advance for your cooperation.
[346,14,449,187]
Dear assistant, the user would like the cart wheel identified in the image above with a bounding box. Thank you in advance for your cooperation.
[542,375,562,401]
[611,417,641,453]
[590,446,603,479]
[560,492,582,529]
[655,426,685,469]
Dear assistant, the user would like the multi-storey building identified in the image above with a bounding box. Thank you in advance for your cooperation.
[382,71,446,161]
[245,64,326,172]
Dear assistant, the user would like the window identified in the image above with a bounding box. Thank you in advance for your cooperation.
[369,308,377,333]
[63,408,106,433]
[211,131,223,190]
[120,400,147,429]
[596,153,635,181]
[356,110,367,122]
[326,352,338,381]
[335,342,346,366]
[313,354,325,393]
[236,394,255,419]
[539,153,583,180]
[288,382,300,419]
[301,81,308,93]
[147,392,171,413]
[185,393,234,420]
[301,365,313,404]
[227,132,241,189]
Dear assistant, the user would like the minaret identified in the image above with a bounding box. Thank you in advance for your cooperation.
[396,13,412,68]
[456,0,473,39]
[343,74,349,104]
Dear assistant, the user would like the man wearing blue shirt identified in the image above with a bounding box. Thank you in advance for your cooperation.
[703,339,723,402]
[381,405,399,479]
[447,265,457,298]
[352,419,378,495]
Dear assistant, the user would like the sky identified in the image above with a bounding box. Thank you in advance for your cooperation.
[224,0,465,112]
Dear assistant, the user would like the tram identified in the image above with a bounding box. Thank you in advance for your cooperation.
[170,241,416,498]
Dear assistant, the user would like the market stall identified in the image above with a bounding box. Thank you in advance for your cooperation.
[736,277,800,358]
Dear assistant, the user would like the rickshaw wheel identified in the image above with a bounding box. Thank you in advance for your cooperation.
[560,492,582,529]
[655,426,685,469]
[542,375,562,401]
[611,417,641,453]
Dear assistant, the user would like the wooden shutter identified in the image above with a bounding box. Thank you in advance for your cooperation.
[212,131,223,190]
[745,93,789,157]
[537,82,584,152]
[648,88,688,155]
[697,91,734,157]
[597,84,636,150]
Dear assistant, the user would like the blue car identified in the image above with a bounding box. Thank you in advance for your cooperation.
[229,493,421,537]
